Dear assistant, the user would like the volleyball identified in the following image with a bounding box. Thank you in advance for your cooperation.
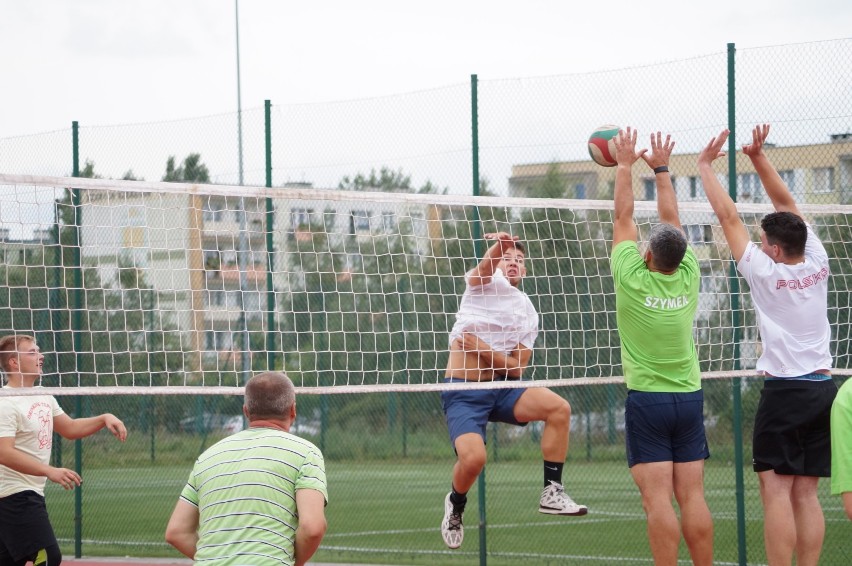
[588,125,620,167]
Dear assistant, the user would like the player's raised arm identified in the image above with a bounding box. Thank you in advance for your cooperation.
[612,127,646,245]
[742,124,801,217]
[697,129,750,262]
[467,232,520,287]
[641,132,681,231]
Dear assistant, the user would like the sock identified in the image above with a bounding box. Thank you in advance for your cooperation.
[450,486,467,512]
[544,460,564,487]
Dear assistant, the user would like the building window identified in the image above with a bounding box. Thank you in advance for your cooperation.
[813,167,834,193]
[684,224,711,244]
[644,179,655,201]
[291,208,314,230]
[382,211,395,232]
[205,330,233,351]
[350,210,371,235]
[739,173,762,202]
[689,176,700,199]
[778,170,797,195]
[575,184,586,199]
[202,197,226,222]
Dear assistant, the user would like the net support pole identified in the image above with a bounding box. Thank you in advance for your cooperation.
[72,121,84,559]
[727,42,748,566]
[264,100,276,371]
[470,73,488,566]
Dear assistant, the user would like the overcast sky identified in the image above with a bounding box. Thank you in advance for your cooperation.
[2,0,851,137]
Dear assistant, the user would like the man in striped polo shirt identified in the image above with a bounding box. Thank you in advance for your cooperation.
[166,372,327,565]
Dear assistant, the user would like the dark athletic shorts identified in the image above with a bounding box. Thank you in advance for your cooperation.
[624,390,710,468]
[752,377,837,476]
[441,377,527,446]
[0,490,58,563]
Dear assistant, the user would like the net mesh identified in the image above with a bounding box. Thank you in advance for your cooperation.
[0,173,849,397]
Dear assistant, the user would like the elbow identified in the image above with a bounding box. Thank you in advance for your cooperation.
[299,518,328,543]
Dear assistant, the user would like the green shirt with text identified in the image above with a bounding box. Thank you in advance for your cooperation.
[611,240,701,392]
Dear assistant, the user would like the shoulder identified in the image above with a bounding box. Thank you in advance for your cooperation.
[611,241,643,278]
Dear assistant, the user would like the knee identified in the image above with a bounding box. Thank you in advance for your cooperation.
[548,398,571,426]
[457,446,487,474]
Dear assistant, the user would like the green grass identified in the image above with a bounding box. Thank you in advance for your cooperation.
[46,458,852,565]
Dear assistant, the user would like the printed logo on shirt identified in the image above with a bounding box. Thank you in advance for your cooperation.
[775,267,828,290]
[643,295,689,309]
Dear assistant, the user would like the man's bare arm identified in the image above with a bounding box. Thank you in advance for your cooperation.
[742,124,801,217]
[468,232,520,287]
[641,132,681,230]
[457,332,533,379]
[698,129,751,262]
[612,127,646,245]
[294,489,328,566]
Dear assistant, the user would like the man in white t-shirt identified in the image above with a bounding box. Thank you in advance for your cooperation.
[698,125,836,566]
[0,334,127,566]
[439,232,586,550]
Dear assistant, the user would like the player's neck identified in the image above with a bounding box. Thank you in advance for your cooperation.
[249,419,291,433]
[4,373,37,388]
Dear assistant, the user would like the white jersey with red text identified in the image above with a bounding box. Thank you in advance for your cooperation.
[737,224,832,377]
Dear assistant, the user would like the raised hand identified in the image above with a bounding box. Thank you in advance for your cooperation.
[742,123,770,157]
[697,129,729,167]
[613,127,647,167]
[483,232,519,253]
[641,131,675,170]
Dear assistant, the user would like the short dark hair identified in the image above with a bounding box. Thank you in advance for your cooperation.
[648,224,688,272]
[244,371,296,420]
[761,211,806,257]
[0,334,35,373]
[510,241,525,254]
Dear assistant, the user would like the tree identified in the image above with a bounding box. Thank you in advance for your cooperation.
[162,154,210,183]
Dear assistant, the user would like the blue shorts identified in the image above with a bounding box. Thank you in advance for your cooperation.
[441,377,527,446]
[624,390,710,468]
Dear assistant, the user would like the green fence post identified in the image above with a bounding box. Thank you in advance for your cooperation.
[71,121,84,559]
[727,42,748,566]
[264,99,276,371]
[470,72,488,566]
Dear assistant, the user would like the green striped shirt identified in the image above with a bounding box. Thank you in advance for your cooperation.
[180,427,327,565]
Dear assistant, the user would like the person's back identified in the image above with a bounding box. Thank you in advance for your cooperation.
[737,222,830,377]
[186,427,325,563]
[166,371,328,566]
[612,240,700,392]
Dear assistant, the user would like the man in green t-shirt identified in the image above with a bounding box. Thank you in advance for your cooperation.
[610,128,713,566]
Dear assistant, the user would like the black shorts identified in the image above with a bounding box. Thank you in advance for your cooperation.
[752,378,837,476]
[0,491,58,563]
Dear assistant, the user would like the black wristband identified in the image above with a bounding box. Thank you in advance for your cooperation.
[653,166,669,174]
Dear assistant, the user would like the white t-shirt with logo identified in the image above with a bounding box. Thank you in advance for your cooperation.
[0,393,65,497]
[449,268,539,354]
[737,224,832,377]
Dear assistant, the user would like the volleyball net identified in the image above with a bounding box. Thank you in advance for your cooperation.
[0,172,849,398]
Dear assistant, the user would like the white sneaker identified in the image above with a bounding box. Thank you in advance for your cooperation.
[539,481,588,516]
[441,492,464,549]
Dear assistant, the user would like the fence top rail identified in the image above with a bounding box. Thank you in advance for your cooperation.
[3,173,852,216]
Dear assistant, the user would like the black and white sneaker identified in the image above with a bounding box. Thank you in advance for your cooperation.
[539,480,588,516]
[441,492,464,548]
